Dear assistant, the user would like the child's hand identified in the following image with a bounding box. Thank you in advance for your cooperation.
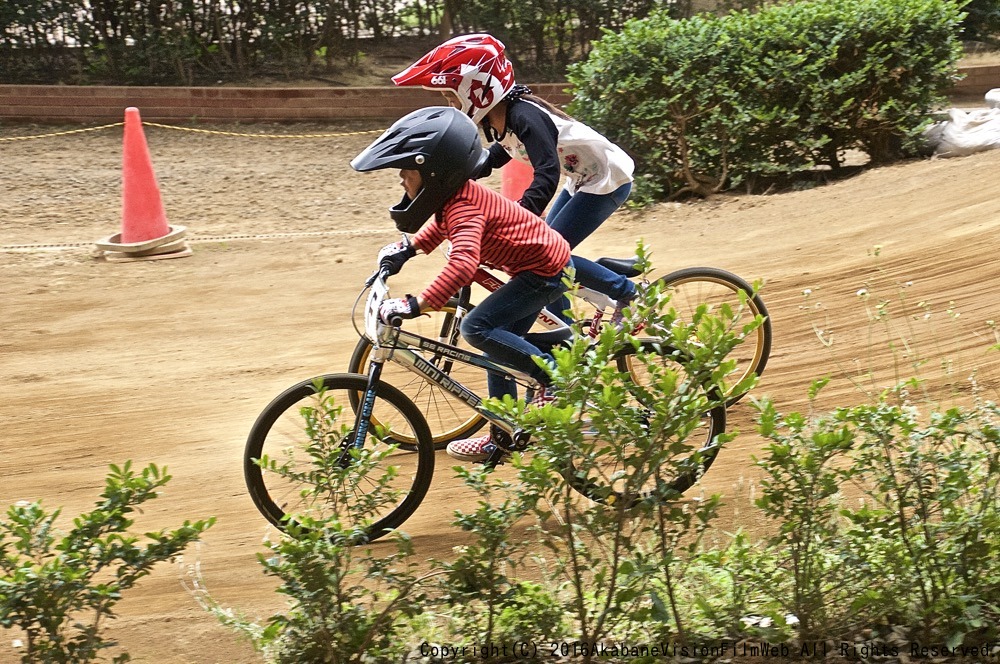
[378,239,416,275]
[379,295,421,323]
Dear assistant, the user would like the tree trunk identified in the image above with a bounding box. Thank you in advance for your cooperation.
[440,0,456,40]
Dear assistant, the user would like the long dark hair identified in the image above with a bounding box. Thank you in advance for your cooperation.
[507,84,573,121]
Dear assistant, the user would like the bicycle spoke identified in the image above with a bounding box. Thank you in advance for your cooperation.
[245,375,434,540]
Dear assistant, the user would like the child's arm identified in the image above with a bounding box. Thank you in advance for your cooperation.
[417,208,485,311]
[411,217,445,255]
[474,143,512,179]
[506,102,561,215]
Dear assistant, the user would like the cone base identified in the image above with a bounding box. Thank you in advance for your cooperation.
[102,243,193,263]
[96,225,186,252]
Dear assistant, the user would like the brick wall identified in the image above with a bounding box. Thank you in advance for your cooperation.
[0,68,995,124]
[0,83,572,124]
[950,64,1000,96]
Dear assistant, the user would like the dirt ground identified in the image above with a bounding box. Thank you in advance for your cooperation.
[3,110,1000,663]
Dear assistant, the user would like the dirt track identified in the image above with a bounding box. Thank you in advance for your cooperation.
[3,119,1000,662]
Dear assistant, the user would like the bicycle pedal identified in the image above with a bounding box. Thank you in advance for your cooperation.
[510,429,532,452]
[490,428,517,452]
[484,429,529,458]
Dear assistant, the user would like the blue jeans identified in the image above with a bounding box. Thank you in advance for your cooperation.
[546,182,632,248]
[545,182,634,320]
[460,262,571,399]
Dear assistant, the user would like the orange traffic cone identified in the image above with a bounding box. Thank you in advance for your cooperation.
[501,159,534,201]
[95,107,189,261]
[121,106,169,243]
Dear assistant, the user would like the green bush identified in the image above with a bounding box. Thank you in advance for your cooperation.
[752,383,1000,647]
[432,466,569,654]
[0,0,666,85]
[0,462,213,664]
[568,0,965,198]
[962,0,1000,42]
[489,244,756,649]
[198,387,430,663]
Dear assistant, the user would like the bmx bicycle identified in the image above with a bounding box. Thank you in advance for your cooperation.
[347,239,771,450]
[244,264,728,541]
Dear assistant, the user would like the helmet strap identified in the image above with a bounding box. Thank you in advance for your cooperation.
[482,119,501,142]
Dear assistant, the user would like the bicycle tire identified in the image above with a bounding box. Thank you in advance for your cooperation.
[638,267,771,407]
[348,303,487,450]
[565,340,727,506]
[244,373,435,541]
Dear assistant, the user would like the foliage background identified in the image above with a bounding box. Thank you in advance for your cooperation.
[7,0,993,86]
[567,0,967,198]
[0,0,687,84]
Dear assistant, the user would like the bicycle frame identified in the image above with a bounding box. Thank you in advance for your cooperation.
[353,270,533,460]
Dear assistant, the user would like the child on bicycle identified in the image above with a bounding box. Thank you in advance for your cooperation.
[391,33,638,321]
[351,106,573,462]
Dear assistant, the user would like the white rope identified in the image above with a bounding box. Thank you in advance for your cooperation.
[0,228,394,253]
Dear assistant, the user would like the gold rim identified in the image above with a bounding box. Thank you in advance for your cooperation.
[631,274,768,402]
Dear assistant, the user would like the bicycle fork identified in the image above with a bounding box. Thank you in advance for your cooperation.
[339,352,388,466]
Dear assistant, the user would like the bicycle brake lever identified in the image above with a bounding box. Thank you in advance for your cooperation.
[365,267,390,288]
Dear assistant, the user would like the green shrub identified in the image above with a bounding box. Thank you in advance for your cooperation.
[492,244,759,650]
[568,0,965,198]
[199,384,431,663]
[431,465,553,651]
[962,0,1000,42]
[753,388,870,641]
[753,384,1000,647]
[838,390,1000,645]
[680,530,790,641]
[227,517,427,664]
[0,462,213,664]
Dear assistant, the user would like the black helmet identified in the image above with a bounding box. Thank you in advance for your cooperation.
[351,106,488,233]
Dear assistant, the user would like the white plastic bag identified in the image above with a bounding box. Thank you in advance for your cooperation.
[923,106,1000,157]
[987,88,1000,109]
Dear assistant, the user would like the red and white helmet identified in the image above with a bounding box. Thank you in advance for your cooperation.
[392,34,515,125]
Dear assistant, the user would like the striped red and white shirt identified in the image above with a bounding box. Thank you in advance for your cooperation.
[412,180,571,311]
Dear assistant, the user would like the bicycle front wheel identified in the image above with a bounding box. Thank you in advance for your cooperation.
[565,340,727,506]
[642,267,771,406]
[348,303,487,450]
[244,373,435,541]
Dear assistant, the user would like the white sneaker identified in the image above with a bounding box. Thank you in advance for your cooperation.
[610,286,639,328]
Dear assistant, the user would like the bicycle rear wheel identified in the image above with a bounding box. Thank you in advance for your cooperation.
[244,373,434,542]
[564,340,727,506]
[348,303,487,450]
[640,267,771,406]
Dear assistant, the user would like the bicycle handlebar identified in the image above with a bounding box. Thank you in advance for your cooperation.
[363,267,406,329]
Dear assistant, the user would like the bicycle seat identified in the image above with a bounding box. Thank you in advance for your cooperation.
[595,257,642,278]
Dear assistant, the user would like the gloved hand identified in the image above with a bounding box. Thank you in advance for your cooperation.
[377,239,416,276]
[378,295,420,324]
[471,159,494,180]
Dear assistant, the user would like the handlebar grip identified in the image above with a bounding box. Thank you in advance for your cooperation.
[388,315,403,327]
